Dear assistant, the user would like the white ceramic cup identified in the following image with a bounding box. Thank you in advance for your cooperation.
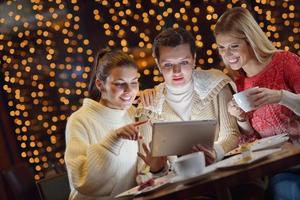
[173,152,205,178]
[233,87,259,112]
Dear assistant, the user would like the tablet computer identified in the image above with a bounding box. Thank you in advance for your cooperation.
[151,120,217,157]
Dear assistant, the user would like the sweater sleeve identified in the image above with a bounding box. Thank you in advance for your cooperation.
[64,115,124,197]
[215,85,240,155]
[279,90,300,116]
[280,52,300,115]
[137,112,152,174]
[283,51,300,93]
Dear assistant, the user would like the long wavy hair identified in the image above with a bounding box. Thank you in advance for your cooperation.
[214,7,278,64]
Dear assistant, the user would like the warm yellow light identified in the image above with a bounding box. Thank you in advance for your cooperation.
[207,6,214,13]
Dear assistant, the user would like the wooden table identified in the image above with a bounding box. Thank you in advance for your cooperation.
[134,144,300,200]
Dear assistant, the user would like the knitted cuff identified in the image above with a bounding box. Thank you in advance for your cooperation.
[279,90,300,116]
[214,143,225,161]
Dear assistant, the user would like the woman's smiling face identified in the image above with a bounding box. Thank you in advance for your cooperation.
[216,34,253,71]
[98,66,139,110]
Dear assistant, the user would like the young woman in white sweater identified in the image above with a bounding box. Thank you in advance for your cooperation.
[64,49,146,200]
[137,27,240,173]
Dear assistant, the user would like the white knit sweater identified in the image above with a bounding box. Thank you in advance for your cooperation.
[65,98,140,200]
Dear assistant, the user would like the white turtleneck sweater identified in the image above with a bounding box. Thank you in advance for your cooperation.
[165,80,194,121]
[65,98,139,200]
[138,69,240,162]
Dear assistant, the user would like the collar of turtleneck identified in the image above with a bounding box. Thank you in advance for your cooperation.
[165,79,193,102]
[165,80,194,120]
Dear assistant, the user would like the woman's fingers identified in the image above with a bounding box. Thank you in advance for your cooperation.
[142,143,151,156]
[146,89,155,107]
[139,89,156,107]
[228,99,246,119]
[247,88,278,107]
[124,126,137,140]
[146,89,156,106]
[192,144,216,164]
[117,127,136,140]
[116,121,148,140]
[146,90,153,107]
[143,93,150,107]
[137,152,149,165]
[247,87,262,96]
[203,151,215,165]
[133,120,148,127]
[205,156,215,165]
[253,96,268,107]
[118,132,132,140]
[192,144,205,152]
[229,99,235,107]
[150,89,156,105]
[132,97,139,105]
[228,99,241,111]
[138,143,155,168]
[139,90,149,107]
[248,92,264,104]
[202,147,215,160]
[139,92,146,106]
[192,145,201,152]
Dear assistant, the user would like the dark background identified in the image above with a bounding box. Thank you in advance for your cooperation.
[0,0,299,180]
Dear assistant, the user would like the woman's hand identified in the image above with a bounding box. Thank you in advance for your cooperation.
[192,145,216,165]
[116,120,148,140]
[138,88,156,107]
[138,143,167,173]
[228,99,247,121]
[247,87,282,108]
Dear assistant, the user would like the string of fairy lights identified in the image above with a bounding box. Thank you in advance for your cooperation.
[0,0,93,180]
[0,0,299,180]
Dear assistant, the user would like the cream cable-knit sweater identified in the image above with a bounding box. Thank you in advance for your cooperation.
[137,68,240,162]
[65,98,140,200]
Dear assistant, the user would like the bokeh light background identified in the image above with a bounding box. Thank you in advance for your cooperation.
[0,0,299,180]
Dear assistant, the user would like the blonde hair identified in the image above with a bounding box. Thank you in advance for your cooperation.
[214,7,277,64]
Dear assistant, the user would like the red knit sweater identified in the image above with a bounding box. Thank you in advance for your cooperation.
[236,51,300,141]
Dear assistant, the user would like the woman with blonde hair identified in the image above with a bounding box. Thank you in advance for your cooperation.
[214,7,300,200]
[214,7,300,141]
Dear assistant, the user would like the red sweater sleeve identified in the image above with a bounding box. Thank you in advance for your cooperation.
[283,51,300,93]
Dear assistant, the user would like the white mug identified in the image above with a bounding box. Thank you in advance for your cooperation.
[173,152,205,178]
[233,87,259,112]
